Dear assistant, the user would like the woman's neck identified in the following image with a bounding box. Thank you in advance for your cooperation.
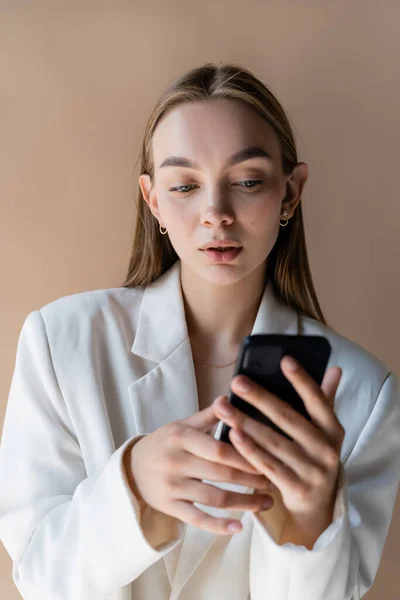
[180,262,266,362]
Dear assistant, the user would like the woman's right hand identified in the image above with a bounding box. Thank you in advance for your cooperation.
[126,398,274,535]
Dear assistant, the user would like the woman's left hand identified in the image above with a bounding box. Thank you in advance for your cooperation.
[213,356,345,532]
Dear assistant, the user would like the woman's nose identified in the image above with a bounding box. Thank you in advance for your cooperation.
[200,194,234,228]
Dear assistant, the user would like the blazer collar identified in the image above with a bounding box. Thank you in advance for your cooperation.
[131,260,189,363]
[131,259,299,364]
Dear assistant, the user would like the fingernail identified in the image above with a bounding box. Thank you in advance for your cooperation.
[283,356,298,372]
[234,377,250,392]
[227,520,242,533]
[217,401,234,417]
[262,496,273,510]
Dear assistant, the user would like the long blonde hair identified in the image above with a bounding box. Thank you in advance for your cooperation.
[120,62,327,325]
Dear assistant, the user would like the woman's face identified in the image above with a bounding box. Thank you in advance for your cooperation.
[140,98,307,287]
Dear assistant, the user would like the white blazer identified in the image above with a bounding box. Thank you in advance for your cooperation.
[1,260,400,600]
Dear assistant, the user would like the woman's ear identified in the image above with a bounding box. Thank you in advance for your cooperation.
[281,162,309,216]
[139,174,162,222]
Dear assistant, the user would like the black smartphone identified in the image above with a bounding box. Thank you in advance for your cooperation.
[214,334,332,444]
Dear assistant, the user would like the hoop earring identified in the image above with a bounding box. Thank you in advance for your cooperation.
[280,209,290,227]
[159,224,168,235]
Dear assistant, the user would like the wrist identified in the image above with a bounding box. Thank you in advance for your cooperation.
[123,440,148,518]
[280,503,335,549]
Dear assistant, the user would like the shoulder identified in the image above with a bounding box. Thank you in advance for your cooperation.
[40,286,144,317]
[39,286,143,324]
[26,286,145,354]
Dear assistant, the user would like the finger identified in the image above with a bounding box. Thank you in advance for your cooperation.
[279,356,343,442]
[228,426,301,492]
[170,500,244,535]
[182,405,220,432]
[180,455,272,490]
[215,398,322,480]
[176,480,274,513]
[179,424,268,477]
[230,375,325,451]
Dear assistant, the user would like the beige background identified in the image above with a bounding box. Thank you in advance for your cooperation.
[1,1,399,597]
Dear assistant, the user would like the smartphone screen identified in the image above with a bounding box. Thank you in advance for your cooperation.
[214,334,332,444]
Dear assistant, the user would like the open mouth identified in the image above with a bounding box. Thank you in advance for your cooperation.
[209,247,235,252]
[201,246,242,263]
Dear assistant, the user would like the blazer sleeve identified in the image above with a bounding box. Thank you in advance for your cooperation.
[248,371,400,600]
[0,311,184,600]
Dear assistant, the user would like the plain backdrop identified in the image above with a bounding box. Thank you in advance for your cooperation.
[1,1,399,598]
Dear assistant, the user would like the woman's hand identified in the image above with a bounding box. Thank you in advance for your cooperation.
[213,355,344,541]
[127,401,275,535]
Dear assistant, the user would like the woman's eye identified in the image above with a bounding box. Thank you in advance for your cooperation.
[169,180,263,194]
[169,184,197,193]
[235,179,264,189]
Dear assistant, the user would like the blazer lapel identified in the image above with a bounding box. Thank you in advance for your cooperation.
[128,260,300,597]
[129,261,198,426]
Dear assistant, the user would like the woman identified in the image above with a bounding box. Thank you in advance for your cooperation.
[1,63,399,600]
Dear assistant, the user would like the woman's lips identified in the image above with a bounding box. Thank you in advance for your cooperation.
[200,247,242,263]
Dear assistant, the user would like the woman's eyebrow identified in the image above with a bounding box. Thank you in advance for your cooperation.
[158,146,273,170]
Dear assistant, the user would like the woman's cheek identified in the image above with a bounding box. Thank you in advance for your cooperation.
[166,207,196,249]
[160,200,187,229]
[243,201,279,230]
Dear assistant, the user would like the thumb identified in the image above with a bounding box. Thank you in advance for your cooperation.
[182,402,220,432]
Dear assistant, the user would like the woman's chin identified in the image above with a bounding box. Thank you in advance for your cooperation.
[193,263,250,287]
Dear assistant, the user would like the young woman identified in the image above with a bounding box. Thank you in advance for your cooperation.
[1,63,399,600]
